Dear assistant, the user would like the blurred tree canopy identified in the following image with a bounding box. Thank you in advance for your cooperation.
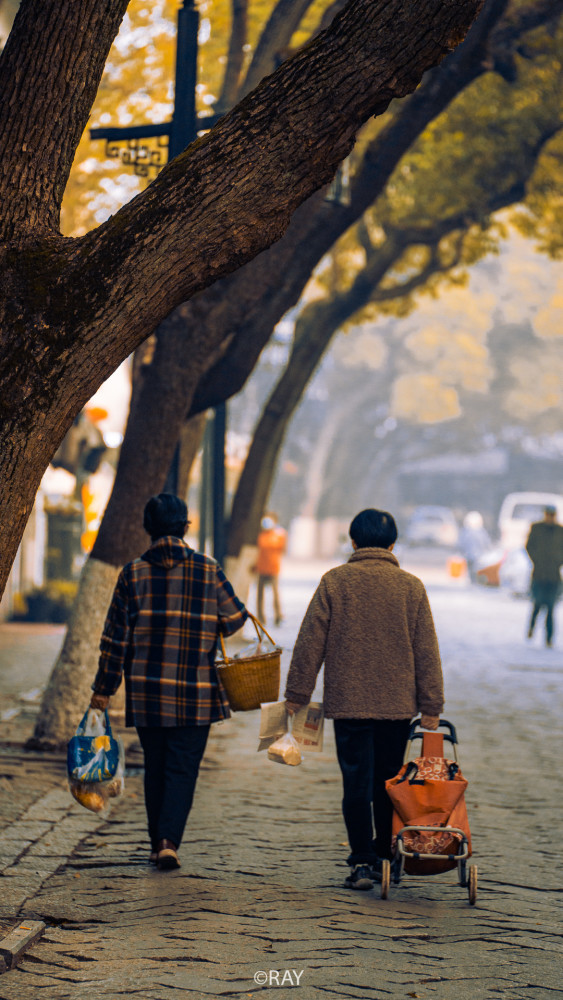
[224,19,563,553]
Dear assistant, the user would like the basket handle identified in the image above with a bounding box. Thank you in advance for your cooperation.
[248,612,276,646]
[218,612,276,662]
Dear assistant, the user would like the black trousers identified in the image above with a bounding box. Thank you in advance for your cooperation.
[333,718,411,865]
[136,725,210,851]
[529,581,559,643]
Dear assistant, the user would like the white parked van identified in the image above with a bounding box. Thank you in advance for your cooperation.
[498,492,563,550]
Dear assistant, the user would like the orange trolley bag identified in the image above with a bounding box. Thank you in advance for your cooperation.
[382,718,477,904]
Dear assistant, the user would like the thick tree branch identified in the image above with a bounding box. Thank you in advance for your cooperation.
[84,0,483,304]
[10,0,482,406]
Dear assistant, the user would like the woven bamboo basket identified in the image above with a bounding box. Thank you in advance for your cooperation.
[216,613,281,711]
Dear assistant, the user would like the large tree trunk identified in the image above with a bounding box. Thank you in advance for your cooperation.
[300,384,377,518]
[175,412,207,501]
[0,0,487,596]
[90,311,212,567]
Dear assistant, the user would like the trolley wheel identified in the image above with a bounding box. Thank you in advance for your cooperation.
[468,865,477,905]
[380,859,390,899]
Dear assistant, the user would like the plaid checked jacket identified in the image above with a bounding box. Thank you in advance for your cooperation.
[92,537,248,727]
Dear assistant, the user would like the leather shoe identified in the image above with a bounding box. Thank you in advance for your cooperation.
[157,839,180,870]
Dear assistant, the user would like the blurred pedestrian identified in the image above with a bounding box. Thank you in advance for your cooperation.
[256,514,287,626]
[90,493,248,870]
[526,505,563,647]
[459,511,491,582]
[284,508,444,891]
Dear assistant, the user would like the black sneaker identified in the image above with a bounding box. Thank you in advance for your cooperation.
[344,864,374,890]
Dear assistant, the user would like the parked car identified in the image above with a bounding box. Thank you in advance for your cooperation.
[498,492,563,551]
[405,506,459,547]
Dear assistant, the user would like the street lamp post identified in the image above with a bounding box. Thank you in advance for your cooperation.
[90,0,227,563]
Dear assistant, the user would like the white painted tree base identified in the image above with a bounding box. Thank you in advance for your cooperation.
[32,558,121,747]
[223,545,258,606]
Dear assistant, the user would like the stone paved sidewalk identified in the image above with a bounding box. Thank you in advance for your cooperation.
[0,577,562,999]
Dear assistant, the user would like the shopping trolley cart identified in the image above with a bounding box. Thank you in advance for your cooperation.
[382,718,477,904]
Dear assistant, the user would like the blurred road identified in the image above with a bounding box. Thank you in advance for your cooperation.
[0,549,561,998]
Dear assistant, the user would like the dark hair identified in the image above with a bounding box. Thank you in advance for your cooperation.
[143,494,188,540]
[349,508,398,549]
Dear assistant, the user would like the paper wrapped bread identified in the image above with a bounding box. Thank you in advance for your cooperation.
[267,733,302,766]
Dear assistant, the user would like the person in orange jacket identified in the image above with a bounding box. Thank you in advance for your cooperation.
[256,515,287,626]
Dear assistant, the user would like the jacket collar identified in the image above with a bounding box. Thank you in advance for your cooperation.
[141,535,193,569]
[347,547,399,567]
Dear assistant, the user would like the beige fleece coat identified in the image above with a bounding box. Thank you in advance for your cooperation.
[285,548,444,719]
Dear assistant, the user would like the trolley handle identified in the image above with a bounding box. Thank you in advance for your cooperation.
[407,717,458,744]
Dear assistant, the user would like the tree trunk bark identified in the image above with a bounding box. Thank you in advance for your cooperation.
[216,0,248,111]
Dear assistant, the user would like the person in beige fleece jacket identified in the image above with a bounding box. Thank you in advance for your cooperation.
[285,508,444,890]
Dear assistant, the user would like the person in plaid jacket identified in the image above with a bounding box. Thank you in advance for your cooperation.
[91,493,248,871]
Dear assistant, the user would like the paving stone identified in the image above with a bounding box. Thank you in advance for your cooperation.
[0,920,45,970]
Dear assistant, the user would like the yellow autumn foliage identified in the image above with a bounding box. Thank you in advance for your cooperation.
[534,289,563,339]
[391,375,461,423]
[62,0,337,237]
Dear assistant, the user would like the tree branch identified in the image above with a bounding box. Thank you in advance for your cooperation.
[188,0,546,418]
[216,0,248,113]
[238,0,318,99]
[317,0,349,33]
[58,0,485,369]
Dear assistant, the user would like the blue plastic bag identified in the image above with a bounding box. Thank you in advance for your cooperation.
[67,708,120,782]
[67,709,125,813]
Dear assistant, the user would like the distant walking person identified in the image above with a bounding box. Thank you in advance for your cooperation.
[284,508,444,891]
[526,505,563,647]
[256,514,287,626]
[459,511,491,582]
[90,494,248,870]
